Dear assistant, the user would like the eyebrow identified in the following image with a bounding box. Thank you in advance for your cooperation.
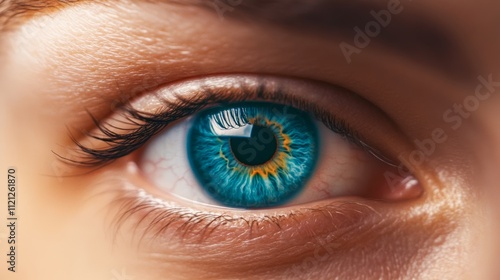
[0,0,76,32]
[0,0,476,81]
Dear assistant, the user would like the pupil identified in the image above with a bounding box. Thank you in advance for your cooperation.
[229,125,278,166]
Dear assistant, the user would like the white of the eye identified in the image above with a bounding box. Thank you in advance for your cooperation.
[141,119,218,205]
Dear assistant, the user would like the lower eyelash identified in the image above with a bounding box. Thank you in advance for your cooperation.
[96,177,380,247]
[108,187,292,244]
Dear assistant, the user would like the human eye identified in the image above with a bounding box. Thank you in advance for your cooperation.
[58,74,422,232]
[138,79,421,209]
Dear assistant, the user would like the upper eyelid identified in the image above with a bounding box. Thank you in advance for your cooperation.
[56,84,255,167]
[55,74,405,169]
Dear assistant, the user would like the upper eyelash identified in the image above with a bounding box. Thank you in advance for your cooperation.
[210,107,250,129]
[57,91,241,166]
[56,81,362,167]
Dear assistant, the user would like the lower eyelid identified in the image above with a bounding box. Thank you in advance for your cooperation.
[96,164,383,247]
[104,194,395,278]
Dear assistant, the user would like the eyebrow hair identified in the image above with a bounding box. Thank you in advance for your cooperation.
[0,0,476,81]
[0,0,79,32]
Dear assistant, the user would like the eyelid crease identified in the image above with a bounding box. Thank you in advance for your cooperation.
[56,76,372,168]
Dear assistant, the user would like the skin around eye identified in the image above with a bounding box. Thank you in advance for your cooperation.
[52,74,425,278]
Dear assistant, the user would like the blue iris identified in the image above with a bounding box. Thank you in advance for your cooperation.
[187,102,319,209]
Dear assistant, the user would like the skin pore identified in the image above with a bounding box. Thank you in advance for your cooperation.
[0,0,499,279]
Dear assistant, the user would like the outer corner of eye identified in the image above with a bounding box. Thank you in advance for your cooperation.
[375,170,424,202]
[135,97,423,210]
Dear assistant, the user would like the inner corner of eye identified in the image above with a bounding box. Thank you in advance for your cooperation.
[138,101,422,210]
